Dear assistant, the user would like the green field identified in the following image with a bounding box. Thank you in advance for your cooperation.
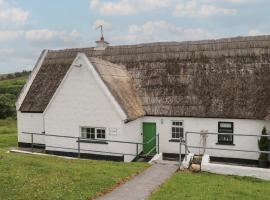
[0,119,148,200]
[0,119,17,148]
[0,75,27,93]
[150,171,270,200]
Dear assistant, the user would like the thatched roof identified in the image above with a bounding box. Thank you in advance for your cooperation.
[89,57,145,120]
[20,35,270,120]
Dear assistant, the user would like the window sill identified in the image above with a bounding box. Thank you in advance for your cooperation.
[169,139,180,143]
[216,142,235,146]
[78,139,108,144]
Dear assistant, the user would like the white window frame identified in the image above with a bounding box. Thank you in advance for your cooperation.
[81,127,106,140]
[171,121,184,139]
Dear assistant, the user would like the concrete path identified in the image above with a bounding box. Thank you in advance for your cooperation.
[97,161,178,200]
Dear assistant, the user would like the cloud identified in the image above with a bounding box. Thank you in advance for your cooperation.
[90,0,100,8]
[0,30,24,42]
[0,47,38,73]
[25,29,81,44]
[90,0,171,16]
[0,0,29,25]
[0,48,15,62]
[0,48,14,54]
[248,29,269,36]
[92,19,112,30]
[201,0,256,3]
[112,20,214,44]
[0,29,82,73]
[173,0,237,17]
[224,0,256,3]
[0,29,81,46]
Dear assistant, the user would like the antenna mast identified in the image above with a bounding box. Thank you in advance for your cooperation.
[96,25,104,40]
[95,24,109,49]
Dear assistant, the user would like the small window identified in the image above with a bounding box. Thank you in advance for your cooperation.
[218,122,233,144]
[81,127,106,140]
[171,121,184,139]
[96,128,106,139]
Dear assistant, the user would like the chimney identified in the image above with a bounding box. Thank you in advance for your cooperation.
[95,36,109,50]
[95,25,109,50]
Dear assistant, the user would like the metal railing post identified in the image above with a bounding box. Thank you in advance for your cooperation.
[185,132,187,161]
[136,143,138,158]
[157,134,160,154]
[31,133,34,152]
[78,138,80,158]
[179,138,182,170]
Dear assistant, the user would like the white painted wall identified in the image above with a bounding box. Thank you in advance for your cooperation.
[143,116,266,160]
[44,55,142,162]
[122,118,143,161]
[17,111,45,144]
[201,154,270,181]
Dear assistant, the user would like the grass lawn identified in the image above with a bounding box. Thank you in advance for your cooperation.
[150,171,270,200]
[0,119,148,200]
[0,119,17,148]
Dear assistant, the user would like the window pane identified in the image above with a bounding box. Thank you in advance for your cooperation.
[90,128,95,133]
[90,133,95,139]
[172,133,176,138]
[81,128,87,133]
[81,128,87,138]
[219,128,233,133]
[172,121,183,126]
[218,134,233,143]
[218,122,233,133]
[97,129,105,139]
[180,128,183,134]
[220,123,232,128]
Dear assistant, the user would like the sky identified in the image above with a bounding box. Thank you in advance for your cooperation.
[0,0,270,73]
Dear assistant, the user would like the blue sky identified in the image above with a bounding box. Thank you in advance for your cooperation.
[0,0,270,73]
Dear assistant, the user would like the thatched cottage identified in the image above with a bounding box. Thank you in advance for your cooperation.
[17,35,270,162]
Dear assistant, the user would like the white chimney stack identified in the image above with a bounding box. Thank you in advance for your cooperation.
[95,25,109,50]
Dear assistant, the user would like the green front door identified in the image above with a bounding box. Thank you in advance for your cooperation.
[143,123,156,155]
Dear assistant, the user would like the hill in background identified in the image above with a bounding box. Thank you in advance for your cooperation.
[0,71,30,119]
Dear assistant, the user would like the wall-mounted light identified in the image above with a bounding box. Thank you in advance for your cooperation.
[73,64,82,67]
